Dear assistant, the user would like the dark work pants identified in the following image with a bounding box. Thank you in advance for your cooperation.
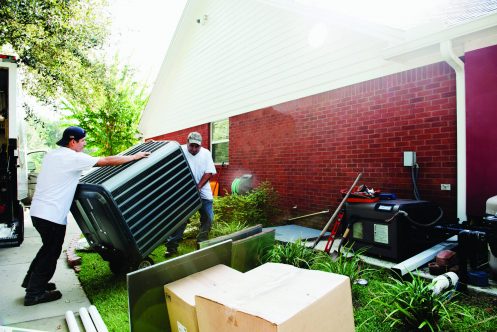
[167,199,213,251]
[23,216,66,297]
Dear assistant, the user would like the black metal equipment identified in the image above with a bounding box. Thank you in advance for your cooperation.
[0,138,24,248]
[434,216,497,285]
[71,141,201,273]
[346,199,445,262]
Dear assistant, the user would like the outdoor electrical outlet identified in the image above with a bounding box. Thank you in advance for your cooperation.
[441,184,451,191]
[403,151,416,167]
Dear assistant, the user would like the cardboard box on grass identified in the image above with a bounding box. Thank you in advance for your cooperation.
[195,263,355,332]
[164,264,243,332]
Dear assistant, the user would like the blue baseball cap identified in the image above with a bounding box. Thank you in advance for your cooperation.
[56,126,86,146]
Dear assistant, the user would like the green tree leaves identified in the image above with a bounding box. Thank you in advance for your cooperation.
[0,0,109,103]
[62,58,148,156]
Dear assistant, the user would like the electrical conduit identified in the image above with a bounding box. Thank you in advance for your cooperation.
[88,305,109,332]
[65,310,81,332]
[79,307,97,332]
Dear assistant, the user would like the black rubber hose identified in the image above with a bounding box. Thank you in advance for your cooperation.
[401,206,444,227]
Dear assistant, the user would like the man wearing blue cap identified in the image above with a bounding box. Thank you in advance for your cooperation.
[22,126,150,306]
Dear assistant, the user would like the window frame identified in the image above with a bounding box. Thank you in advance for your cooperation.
[210,119,229,165]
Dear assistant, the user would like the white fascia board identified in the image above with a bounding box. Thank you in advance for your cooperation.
[383,12,497,60]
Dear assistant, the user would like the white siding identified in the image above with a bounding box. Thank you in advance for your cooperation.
[140,0,497,138]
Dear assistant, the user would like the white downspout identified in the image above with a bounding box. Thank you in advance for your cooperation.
[440,40,467,223]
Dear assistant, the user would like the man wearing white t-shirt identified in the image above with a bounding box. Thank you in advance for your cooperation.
[23,126,149,306]
[165,132,216,257]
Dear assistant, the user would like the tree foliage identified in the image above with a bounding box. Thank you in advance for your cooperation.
[0,0,109,103]
[62,59,148,156]
[2,0,149,156]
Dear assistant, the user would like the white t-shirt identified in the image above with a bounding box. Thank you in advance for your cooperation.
[30,147,100,225]
[181,145,217,200]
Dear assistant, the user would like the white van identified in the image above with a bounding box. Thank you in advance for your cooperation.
[0,54,28,247]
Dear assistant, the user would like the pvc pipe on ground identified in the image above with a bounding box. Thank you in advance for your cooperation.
[88,305,109,332]
[79,307,97,332]
[65,310,81,332]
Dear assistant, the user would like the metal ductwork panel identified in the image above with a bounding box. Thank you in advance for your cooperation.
[71,141,201,272]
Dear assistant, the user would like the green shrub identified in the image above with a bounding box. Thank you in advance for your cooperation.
[214,181,280,227]
[182,182,279,239]
[183,213,200,239]
[262,239,316,269]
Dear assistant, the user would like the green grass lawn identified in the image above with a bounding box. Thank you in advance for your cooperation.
[77,243,497,332]
[77,240,196,331]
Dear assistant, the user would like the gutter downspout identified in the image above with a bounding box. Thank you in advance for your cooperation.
[440,40,467,223]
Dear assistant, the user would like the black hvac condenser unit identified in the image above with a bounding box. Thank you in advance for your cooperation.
[71,141,201,273]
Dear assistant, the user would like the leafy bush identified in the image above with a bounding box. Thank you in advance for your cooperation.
[214,181,280,227]
[182,212,200,239]
[262,239,316,269]
[370,272,462,331]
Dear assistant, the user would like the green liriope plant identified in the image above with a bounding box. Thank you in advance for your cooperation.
[210,220,248,238]
[262,239,316,269]
[311,244,371,286]
[370,272,461,331]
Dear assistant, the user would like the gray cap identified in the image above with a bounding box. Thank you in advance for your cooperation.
[187,132,202,145]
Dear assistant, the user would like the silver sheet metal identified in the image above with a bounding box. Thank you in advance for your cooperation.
[232,229,275,272]
[264,224,330,243]
[127,241,231,332]
[198,224,262,249]
[391,235,458,276]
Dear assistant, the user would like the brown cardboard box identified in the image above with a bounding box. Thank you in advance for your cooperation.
[195,263,355,332]
[164,264,243,332]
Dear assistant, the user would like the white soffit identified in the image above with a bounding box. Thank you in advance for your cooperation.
[140,0,497,138]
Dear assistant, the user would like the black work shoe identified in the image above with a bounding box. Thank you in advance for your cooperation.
[24,290,62,306]
[21,282,56,291]
[164,249,177,258]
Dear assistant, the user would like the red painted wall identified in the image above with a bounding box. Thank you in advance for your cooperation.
[465,45,497,217]
[149,62,458,221]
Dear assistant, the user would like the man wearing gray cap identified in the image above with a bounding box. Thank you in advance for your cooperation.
[165,131,216,256]
[23,126,150,306]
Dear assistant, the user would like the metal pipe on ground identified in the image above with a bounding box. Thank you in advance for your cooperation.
[287,210,329,222]
[311,173,362,249]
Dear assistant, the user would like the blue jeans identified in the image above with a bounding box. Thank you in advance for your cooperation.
[167,199,213,251]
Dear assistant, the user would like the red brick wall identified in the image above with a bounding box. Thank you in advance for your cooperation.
[148,124,211,148]
[149,62,458,221]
